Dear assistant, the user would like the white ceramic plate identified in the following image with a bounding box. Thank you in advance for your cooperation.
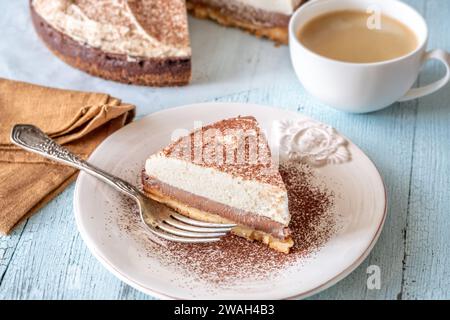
[74,103,387,300]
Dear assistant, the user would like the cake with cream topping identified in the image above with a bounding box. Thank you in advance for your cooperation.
[142,116,294,253]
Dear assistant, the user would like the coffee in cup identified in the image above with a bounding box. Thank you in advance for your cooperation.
[297,10,418,63]
[288,0,450,113]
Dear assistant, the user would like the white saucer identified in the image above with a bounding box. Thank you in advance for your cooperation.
[74,103,387,300]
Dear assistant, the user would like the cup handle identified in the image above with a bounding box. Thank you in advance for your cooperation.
[398,49,450,102]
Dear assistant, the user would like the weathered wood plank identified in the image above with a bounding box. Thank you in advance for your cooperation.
[0,222,28,284]
[402,0,450,300]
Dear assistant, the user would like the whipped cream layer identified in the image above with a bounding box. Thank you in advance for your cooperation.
[32,0,191,59]
[145,154,290,225]
[230,0,303,15]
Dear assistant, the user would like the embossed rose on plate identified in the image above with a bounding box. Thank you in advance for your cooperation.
[275,119,351,167]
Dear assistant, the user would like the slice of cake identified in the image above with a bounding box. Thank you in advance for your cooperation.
[142,116,293,253]
[30,0,191,86]
[187,0,307,44]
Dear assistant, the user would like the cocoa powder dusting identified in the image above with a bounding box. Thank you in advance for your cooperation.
[116,162,336,286]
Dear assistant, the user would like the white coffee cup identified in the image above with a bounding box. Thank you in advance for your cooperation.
[289,0,450,113]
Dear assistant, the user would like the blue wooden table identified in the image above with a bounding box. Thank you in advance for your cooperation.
[0,0,449,299]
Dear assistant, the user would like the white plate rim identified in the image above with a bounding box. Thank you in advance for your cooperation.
[74,102,388,300]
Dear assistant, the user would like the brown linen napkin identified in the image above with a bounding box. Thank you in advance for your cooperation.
[0,78,135,234]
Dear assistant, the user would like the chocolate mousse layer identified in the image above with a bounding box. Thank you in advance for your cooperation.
[142,172,291,239]
[30,2,191,86]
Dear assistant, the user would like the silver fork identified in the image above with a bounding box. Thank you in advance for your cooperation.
[10,124,235,243]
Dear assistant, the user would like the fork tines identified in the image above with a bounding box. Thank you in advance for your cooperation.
[151,212,236,243]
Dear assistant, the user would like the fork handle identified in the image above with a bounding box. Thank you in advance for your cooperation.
[10,124,141,200]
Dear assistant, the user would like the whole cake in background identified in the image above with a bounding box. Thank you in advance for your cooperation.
[30,0,192,86]
[30,0,306,86]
